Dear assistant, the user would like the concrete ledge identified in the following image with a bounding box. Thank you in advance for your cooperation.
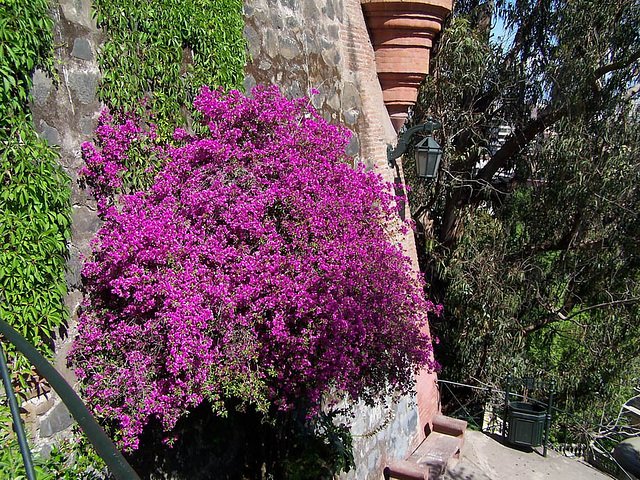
[412,432,462,476]
[432,414,467,438]
[387,418,466,480]
[385,460,429,480]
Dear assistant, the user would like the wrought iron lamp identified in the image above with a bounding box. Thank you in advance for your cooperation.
[387,118,443,178]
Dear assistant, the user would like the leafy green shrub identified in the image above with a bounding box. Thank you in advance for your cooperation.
[41,432,110,480]
[0,403,109,480]
[282,410,355,479]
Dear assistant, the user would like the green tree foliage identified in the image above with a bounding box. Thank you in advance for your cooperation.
[408,0,640,418]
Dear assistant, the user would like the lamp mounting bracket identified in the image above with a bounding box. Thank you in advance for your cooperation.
[387,117,442,168]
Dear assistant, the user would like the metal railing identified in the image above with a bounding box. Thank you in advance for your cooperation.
[438,378,638,479]
[0,317,141,480]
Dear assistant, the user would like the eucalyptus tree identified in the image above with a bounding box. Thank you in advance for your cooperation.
[407,0,640,417]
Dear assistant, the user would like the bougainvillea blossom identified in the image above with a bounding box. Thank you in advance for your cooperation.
[72,85,440,451]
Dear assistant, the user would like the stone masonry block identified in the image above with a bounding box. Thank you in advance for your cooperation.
[31,69,53,106]
[67,70,97,105]
[71,38,93,60]
[39,402,73,438]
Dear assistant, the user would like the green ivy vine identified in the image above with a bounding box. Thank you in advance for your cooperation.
[0,0,78,473]
[92,0,246,191]
[0,0,71,389]
[93,0,246,127]
[0,0,55,126]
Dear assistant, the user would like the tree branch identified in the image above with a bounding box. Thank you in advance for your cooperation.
[564,296,640,321]
[474,47,640,186]
[509,238,608,260]
[593,48,640,80]
[475,106,566,184]
[522,295,640,334]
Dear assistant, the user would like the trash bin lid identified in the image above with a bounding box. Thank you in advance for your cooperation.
[509,401,546,413]
[613,437,640,477]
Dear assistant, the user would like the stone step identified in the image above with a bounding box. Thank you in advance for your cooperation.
[386,415,467,480]
[410,432,463,477]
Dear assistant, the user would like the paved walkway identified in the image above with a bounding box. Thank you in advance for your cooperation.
[442,430,614,480]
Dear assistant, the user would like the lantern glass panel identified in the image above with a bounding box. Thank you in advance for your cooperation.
[416,150,428,177]
[415,135,442,178]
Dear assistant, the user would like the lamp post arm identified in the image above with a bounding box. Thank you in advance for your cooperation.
[387,118,442,166]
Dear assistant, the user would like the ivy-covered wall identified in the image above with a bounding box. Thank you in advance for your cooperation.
[16,0,249,459]
[0,0,70,386]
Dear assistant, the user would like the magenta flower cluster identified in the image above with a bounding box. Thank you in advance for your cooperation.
[72,86,440,451]
[79,106,164,218]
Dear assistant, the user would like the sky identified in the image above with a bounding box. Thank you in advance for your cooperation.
[490,8,516,48]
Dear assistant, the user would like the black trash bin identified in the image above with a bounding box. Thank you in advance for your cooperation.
[506,401,546,447]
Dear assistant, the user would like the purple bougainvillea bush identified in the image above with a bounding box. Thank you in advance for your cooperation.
[71,85,440,451]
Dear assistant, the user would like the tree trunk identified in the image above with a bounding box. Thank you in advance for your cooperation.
[440,186,468,247]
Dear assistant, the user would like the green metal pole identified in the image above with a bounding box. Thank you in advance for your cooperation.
[543,381,555,458]
[0,341,37,480]
[503,375,511,442]
[0,318,141,480]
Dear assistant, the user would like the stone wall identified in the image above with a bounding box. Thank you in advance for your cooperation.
[244,0,441,478]
[20,0,441,474]
[26,0,104,454]
[243,0,398,172]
